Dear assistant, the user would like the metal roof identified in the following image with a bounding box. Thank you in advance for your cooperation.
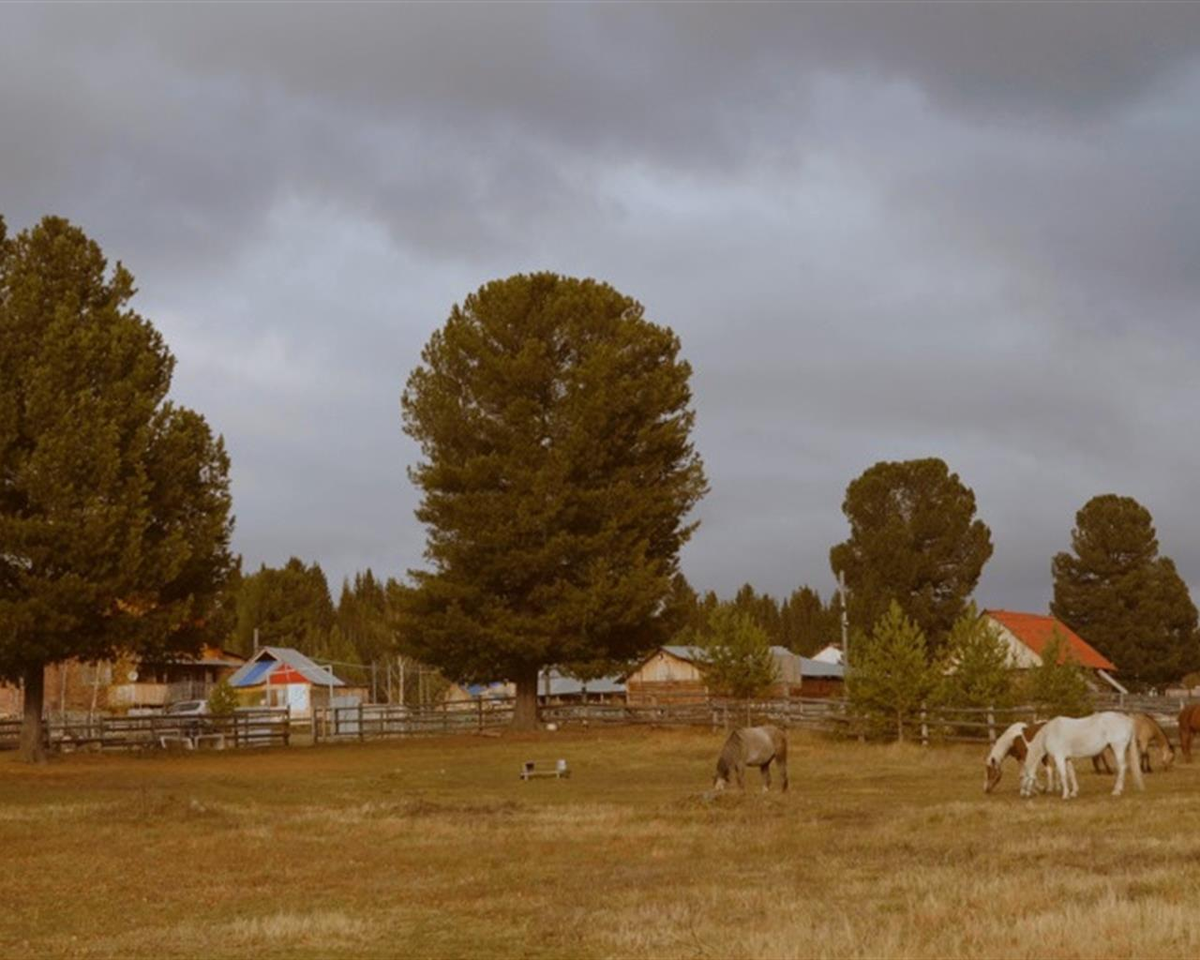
[798,657,845,680]
[227,646,345,688]
[541,668,625,696]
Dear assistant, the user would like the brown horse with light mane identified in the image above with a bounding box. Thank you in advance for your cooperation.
[1092,712,1174,774]
[985,721,1056,793]
[1179,704,1200,761]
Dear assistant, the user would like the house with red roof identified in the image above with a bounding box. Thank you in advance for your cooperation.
[981,610,1127,694]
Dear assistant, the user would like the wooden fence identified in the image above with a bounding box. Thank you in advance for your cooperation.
[0,708,291,752]
[6,691,1197,753]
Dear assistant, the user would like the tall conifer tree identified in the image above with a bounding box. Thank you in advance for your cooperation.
[398,273,707,728]
[1052,495,1199,686]
[0,216,234,760]
[830,458,992,652]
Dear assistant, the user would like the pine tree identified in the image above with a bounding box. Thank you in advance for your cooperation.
[935,604,1015,709]
[0,215,235,761]
[398,274,707,728]
[697,606,778,700]
[232,558,336,655]
[1023,630,1093,718]
[830,458,993,653]
[1052,494,1199,687]
[780,586,835,656]
[848,600,935,741]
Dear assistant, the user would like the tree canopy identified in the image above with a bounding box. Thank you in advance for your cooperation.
[232,558,336,656]
[935,604,1016,709]
[397,273,707,727]
[0,215,234,760]
[1051,494,1199,687]
[830,458,992,652]
[696,605,778,699]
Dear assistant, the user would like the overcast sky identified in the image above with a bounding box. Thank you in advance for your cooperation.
[4,3,1200,611]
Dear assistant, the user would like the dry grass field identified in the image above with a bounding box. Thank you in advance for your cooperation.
[3,727,1200,960]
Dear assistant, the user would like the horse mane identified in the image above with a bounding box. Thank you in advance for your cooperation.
[988,722,1026,767]
[716,729,743,779]
[1141,713,1173,753]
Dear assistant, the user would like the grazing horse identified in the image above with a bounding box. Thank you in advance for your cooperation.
[984,721,1062,794]
[1179,704,1200,762]
[713,725,788,793]
[1021,712,1143,800]
[1092,713,1174,774]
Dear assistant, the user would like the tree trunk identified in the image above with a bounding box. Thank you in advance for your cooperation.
[19,663,47,764]
[512,669,540,731]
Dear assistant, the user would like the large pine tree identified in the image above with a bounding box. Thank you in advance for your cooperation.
[0,216,235,760]
[829,458,993,652]
[398,273,707,728]
[1052,494,1198,687]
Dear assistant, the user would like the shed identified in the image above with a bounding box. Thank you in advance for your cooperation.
[227,647,350,716]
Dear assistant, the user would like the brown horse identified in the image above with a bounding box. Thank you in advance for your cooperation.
[1180,704,1200,761]
[1092,713,1174,774]
[985,721,1054,793]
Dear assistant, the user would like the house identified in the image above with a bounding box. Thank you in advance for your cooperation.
[625,645,813,705]
[107,646,246,709]
[981,610,1127,694]
[797,657,846,698]
[226,647,357,717]
[0,647,246,718]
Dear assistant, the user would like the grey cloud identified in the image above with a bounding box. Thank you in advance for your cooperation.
[3,4,1200,612]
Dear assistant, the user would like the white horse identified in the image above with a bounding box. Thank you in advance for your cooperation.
[1021,712,1143,800]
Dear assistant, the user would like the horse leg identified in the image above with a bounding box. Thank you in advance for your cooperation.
[1068,761,1079,798]
[778,757,789,793]
[1130,735,1144,792]
[735,763,745,791]
[1112,741,1127,796]
[760,762,771,793]
[1055,755,1071,800]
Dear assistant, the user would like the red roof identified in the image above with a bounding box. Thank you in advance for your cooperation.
[984,610,1116,671]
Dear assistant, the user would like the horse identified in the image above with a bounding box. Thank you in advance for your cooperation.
[1091,713,1174,774]
[713,725,788,793]
[1021,712,1143,799]
[984,721,1063,794]
[1179,704,1200,762]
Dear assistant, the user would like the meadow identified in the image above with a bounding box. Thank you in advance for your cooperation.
[2,727,1199,960]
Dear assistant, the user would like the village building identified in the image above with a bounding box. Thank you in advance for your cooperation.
[0,646,246,718]
[981,610,1127,695]
[227,646,362,718]
[624,645,844,704]
[442,668,626,707]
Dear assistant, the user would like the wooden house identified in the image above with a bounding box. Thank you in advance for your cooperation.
[625,645,813,704]
[981,610,1126,694]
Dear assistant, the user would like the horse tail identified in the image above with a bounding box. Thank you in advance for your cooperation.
[1128,727,1145,791]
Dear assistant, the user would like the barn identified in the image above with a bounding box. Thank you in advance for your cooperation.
[625,645,823,704]
[980,610,1127,694]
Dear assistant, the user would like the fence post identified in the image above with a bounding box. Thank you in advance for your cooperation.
[442,701,448,734]
[284,706,291,747]
[920,703,928,747]
[358,702,365,743]
[477,697,483,734]
[987,707,996,744]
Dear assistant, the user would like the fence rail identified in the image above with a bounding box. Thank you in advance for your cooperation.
[6,691,1200,753]
[0,708,290,752]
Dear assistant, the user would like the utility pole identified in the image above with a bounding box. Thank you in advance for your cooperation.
[838,569,850,670]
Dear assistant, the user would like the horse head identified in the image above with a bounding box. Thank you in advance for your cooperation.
[984,758,1003,794]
